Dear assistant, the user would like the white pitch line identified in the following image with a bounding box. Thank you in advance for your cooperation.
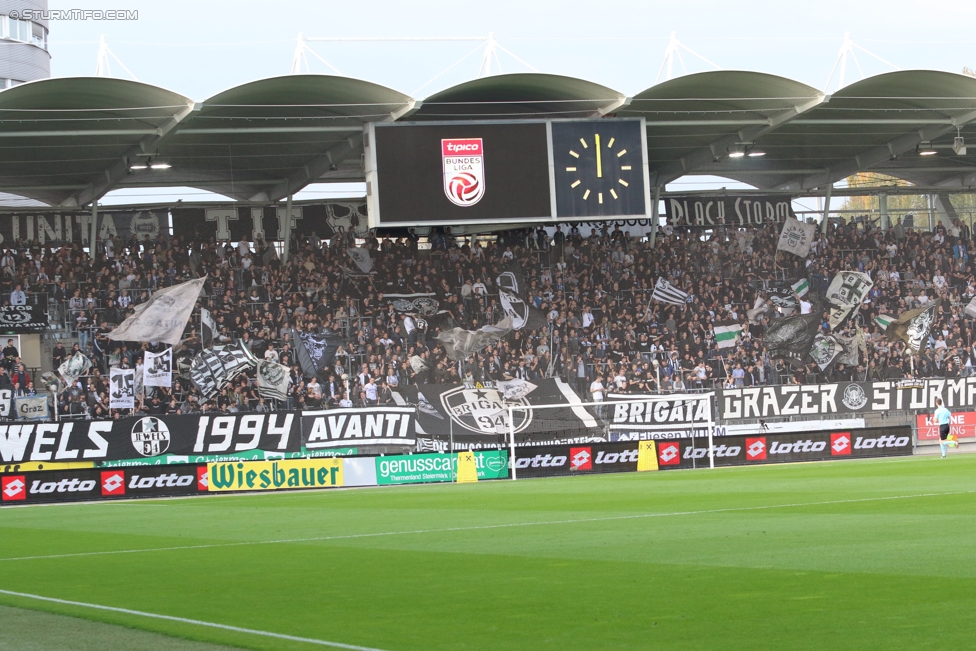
[0,588,390,651]
[1,489,971,564]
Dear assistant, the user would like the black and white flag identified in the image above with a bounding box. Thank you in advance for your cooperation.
[189,339,258,401]
[292,329,344,379]
[346,247,373,274]
[201,307,216,347]
[809,334,843,370]
[887,300,940,353]
[436,317,513,361]
[496,262,548,331]
[256,360,291,401]
[776,216,817,257]
[109,367,135,409]
[58,351,91,387]
[143,348,172,388]
[764,312,822,366]
[108,276,206,346]
[652,277,690,306]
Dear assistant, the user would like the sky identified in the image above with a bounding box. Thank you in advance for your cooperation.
[32,0,976,207]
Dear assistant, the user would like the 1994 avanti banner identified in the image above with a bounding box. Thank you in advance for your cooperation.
[718,378,976,420]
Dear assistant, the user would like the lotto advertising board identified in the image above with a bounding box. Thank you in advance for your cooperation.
[513,441,643,479]
[653,427,912,470]
[375,450,508,486]
[1,463,207,505]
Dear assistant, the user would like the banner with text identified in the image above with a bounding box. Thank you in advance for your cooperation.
[664,195,797,229]
[717,379,976,421]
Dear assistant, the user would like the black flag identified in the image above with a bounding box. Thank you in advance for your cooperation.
[496,261,548,332]
[292,329,345,379]
[763,312,822,367]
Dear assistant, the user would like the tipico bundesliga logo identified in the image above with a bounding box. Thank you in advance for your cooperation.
[442,138,485,207]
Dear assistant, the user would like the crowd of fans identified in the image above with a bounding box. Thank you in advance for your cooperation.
[1,211,975,419]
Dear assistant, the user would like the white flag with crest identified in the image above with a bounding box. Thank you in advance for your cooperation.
[144,348,173,388]
[109,367,135,409]
[108,276,207,347]
[776,216,817,257]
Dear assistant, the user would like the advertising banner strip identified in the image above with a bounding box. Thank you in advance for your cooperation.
[1,463,207,505]
[375,451,508,486]
[206,458,343,492]
[916,412,976,441]
[718,378,976,421]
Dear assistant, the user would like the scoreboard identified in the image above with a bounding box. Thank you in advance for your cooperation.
[365,118,650,228]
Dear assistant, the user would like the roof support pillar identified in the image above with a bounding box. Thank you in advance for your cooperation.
[282,194,293,265]
[879,193,888,233]
[649,185,660,248]
[821,181,832,235]
[90,202,98,258]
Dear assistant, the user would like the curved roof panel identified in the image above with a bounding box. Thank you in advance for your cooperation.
[411,73,625,120]
[0,77,192,206]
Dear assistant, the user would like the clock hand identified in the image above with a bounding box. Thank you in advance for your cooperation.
[595,133,602,178]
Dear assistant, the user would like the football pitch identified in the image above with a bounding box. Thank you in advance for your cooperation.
[1,454,975,651]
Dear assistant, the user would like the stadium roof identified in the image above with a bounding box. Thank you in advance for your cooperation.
[1,69,975,207]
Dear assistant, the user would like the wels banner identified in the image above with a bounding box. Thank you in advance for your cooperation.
[375,450,508,485]
[1,463,206,505]
[654,426,912,470]
[206,458,342,492]
[718,378,976,420]
[0,413,300,464]
[393,378,598,451]
[664,195,796,228]
[917,411,976,441]
[301,407,416,451]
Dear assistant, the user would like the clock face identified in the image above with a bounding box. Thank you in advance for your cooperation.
[551,119,647,219]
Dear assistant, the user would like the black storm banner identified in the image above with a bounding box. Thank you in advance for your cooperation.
[664,195,796,228]
[392,378,599,451]
[0,413,301,464]
[717,378,976,421]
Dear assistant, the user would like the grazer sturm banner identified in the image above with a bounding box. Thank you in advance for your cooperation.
[717,378,976,421]
[664,195,796,228]
[0,412,301,464]
[375,450,508,485]
[1,463,207,505]
[655,427,912,470]
[0,305,48,332]
[301,407,416,450]
[207,457,342,492]
[393,378,599,451]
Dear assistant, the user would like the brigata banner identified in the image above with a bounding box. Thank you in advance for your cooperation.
[917,411,976,441]
[375,450,508,485]
[206,458,342,492]
[717,378,976,421]
[664,194,796,228]
[654,426,912,470]
[301,407,416,451]
[1,463,207,505]
[0,413,301,464]
[394,378,598,451]
[606,393,713,440]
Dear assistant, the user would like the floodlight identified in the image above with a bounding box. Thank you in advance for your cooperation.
[917,141,937,156]
[953,136,967,156]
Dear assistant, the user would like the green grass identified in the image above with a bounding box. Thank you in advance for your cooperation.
[2,455,976,650]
